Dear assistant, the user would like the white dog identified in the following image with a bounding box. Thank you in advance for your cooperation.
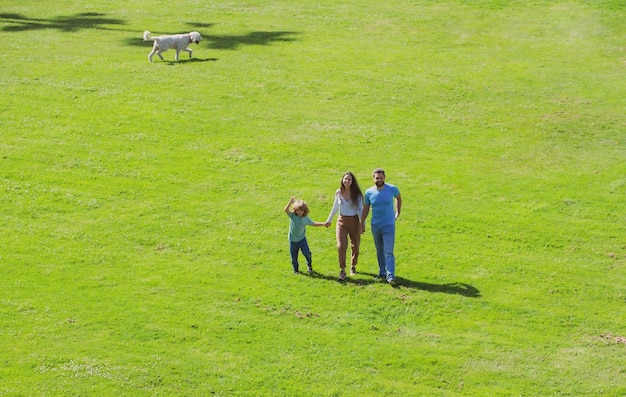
[143,31,203,62]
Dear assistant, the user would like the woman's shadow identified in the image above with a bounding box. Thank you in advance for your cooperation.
[309,271,481,298]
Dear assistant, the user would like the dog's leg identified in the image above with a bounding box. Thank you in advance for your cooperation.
[149,42,159,62]
[157,51,164,61]
[183,47,193,58]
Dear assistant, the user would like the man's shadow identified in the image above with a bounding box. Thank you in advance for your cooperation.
[308,271,481,298]
[393,276,481,297]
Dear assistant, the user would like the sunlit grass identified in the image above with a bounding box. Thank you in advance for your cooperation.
[1,1,624,395]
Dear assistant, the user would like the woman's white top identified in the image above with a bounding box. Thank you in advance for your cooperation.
[326,189,363,223]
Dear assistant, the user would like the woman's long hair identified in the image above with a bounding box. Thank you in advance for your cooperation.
[339,172,363,204]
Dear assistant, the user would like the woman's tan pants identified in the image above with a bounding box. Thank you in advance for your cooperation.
[336,215,360,270]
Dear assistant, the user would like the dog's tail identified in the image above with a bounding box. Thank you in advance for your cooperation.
[143,31,155,41]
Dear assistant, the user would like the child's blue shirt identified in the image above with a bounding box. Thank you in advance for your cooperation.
[288,212,315,242]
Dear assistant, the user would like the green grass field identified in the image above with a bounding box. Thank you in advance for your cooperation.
[1,0,624,395]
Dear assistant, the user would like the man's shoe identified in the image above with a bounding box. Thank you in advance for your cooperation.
[339,271,346,281]
[388,278,397,286]
[350,267,356,276]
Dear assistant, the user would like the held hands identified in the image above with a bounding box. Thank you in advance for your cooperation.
[324,221,331,228]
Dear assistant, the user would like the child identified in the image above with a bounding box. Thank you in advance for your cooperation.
[284,197,327,274]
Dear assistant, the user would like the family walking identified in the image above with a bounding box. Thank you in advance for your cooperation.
[284,168,402,285]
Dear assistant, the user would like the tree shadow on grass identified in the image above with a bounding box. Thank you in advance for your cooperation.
[0,12,126,32]
[125,27,299,54]
[186,22,217,29]
[308,271,481,298]
[203,31,299,50]
[1,14,298,52]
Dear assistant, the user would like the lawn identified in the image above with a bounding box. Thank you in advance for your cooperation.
[1,0,624,396]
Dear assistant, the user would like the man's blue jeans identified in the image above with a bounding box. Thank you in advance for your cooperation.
[290,237,312,272]
[371,223,395,280]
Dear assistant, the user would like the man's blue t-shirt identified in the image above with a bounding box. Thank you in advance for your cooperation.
[364,183,400,227]
[288,212,314,242]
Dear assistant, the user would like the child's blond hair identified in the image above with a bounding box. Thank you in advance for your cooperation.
[292,200,310,216]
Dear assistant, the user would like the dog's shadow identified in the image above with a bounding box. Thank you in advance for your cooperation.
[160,57,218,65]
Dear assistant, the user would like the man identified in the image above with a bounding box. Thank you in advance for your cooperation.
[361,168,402,285]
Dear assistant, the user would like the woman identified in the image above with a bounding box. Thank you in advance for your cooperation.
[325,172,364,280]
